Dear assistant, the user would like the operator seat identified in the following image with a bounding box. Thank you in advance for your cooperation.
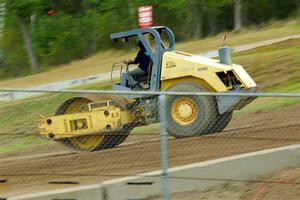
[136,60,152,88]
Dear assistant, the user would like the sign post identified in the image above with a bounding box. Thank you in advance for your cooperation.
[138,6,153,28]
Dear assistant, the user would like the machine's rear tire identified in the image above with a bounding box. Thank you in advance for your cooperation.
[55,94,132,152]
[207,111,233,134]
[166,82,218,138]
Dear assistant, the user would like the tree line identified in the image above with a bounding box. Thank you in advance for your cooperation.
[1,0,299,78]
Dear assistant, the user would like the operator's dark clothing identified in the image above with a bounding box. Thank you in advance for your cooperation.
[126,41,151,88]
[129,41,151,72]
[131,50,151,72]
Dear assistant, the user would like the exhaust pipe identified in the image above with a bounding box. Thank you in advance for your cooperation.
[218,35,232,65]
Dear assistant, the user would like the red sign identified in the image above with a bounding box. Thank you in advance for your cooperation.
[47,10,56,15]
[138,6,153,28]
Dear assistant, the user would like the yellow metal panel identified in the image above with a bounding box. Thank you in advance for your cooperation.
[232,64,257,88]
[161,76,217,92]
[160,51,256,92]
[161,52,229,92]
[39,105,134,139]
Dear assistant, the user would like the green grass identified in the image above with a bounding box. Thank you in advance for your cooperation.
[0,93,74,154]
[233,39,300,91]
[232,39,300,115]
[234,79,300,116]
[0,136,52,154]
[235,96,300,116]
[1,38,300,155]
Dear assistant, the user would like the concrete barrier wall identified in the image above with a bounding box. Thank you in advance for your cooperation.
[8,144,300,200]
[9,185,104,200]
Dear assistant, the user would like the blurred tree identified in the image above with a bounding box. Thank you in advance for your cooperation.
[186,0,204,38]
[234,0,242,31]
[2,13,29,77]
[1,0,298,78]
[0,1,5,65]
[126,0,135,29]
[6,0,39,72]
[49,0,84,15]
[18,15,38,72]
[202,0,230,35]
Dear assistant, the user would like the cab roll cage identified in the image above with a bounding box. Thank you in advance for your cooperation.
[110,26,175,91]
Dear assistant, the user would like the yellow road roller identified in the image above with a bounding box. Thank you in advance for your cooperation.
[38,26,257,152]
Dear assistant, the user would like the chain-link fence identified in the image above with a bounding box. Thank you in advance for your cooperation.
[0,89,300,200]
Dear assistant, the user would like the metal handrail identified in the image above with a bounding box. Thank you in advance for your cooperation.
[111,60,129,84]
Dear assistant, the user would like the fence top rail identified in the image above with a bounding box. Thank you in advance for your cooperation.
[1,88,300,97]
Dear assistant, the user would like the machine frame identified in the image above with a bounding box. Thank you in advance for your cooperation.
[38,26,258,152]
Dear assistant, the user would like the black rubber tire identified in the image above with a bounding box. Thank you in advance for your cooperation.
[166,82,218,138]
[207,111,233,134]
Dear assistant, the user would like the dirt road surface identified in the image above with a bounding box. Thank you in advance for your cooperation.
[1,104,300,198]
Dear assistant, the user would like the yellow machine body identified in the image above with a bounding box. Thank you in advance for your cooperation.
[38,51,257,151]
[38,27,258,152]
[160,51,256,91]
[39,101,134,140]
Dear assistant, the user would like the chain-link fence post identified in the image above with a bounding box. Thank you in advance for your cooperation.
[159,94,170,200]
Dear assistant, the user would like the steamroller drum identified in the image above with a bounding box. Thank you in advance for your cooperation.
[166,82,218,138]
[96,124,134,150]
[93,95,134,150]
[206,111,233,135]
[55,94,132,152]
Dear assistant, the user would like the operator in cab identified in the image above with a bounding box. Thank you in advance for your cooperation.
[125,41,151,89]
